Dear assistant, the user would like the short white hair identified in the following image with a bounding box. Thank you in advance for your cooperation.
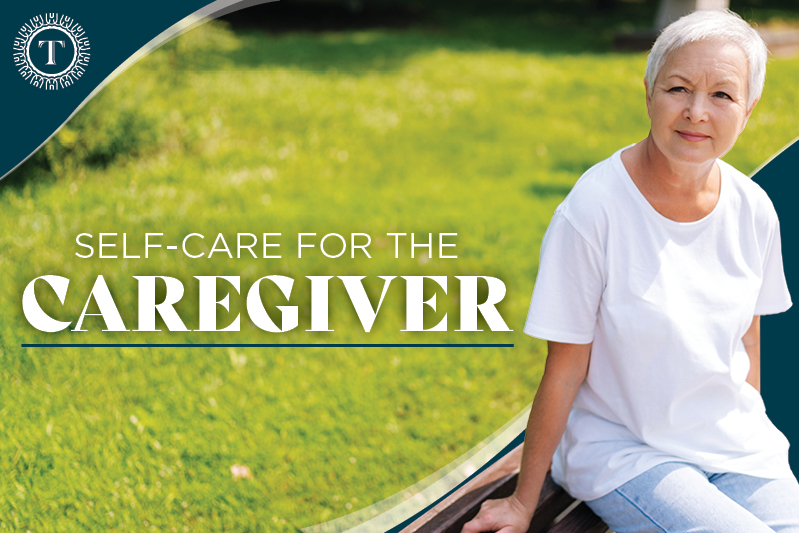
[645,9,768,109]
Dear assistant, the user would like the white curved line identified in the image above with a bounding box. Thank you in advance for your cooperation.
[1,0,277,181]
[750,135,799,178]
[302,405,531,533]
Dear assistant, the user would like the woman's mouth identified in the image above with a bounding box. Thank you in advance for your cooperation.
[677,130,711,142]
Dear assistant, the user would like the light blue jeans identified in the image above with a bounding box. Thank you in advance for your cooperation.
[585,462,799,532]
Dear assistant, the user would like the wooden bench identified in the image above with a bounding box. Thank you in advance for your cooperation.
[402,443,611,533]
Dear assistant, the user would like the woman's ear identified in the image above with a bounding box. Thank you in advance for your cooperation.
[644,78,652,119]
[747,97,759,118]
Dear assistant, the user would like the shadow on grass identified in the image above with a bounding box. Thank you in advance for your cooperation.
[210,0,799,73]
[527,182,576,198]
[0,152,56,192]
[210,0,658,73]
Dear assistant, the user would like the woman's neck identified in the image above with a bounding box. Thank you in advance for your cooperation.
[621,134,721,222]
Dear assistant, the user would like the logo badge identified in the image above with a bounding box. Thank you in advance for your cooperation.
[13,13,90,90]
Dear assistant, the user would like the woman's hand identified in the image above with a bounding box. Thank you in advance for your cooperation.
[461,494,535,533]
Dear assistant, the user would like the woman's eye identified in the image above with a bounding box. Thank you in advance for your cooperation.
[668,86,686,93]
[714,92,732,99]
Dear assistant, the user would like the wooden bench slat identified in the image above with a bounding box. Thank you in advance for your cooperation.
[546,502,610,533]
[410,442,608,533]
[418,472,518,533]
[525,474,577,533]
[417,471,577,533]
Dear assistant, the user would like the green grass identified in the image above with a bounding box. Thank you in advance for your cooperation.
[2,4,799,531]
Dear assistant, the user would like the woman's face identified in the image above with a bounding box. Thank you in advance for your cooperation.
[646,40,755,166]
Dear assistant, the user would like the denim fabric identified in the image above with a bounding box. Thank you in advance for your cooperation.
[585,461,799,532]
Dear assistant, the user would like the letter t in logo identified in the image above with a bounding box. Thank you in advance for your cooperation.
[38,40,65,65]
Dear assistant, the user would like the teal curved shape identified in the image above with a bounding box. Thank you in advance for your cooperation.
[753,136,799,476]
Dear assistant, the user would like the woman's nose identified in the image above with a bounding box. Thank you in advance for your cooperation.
[684,93,710,123]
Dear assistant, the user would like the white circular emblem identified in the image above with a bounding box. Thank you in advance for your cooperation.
[13,13,90,90]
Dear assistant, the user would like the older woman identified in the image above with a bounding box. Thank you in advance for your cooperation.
[463,9,799,533]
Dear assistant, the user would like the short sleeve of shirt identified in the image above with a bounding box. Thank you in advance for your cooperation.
[524,210,605,344]
[754,216,792,315]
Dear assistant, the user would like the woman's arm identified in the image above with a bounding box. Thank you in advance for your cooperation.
[743,315,761,392]
[461,341,592,533]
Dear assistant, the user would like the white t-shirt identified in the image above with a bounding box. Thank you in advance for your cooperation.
[524,146,793,502]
